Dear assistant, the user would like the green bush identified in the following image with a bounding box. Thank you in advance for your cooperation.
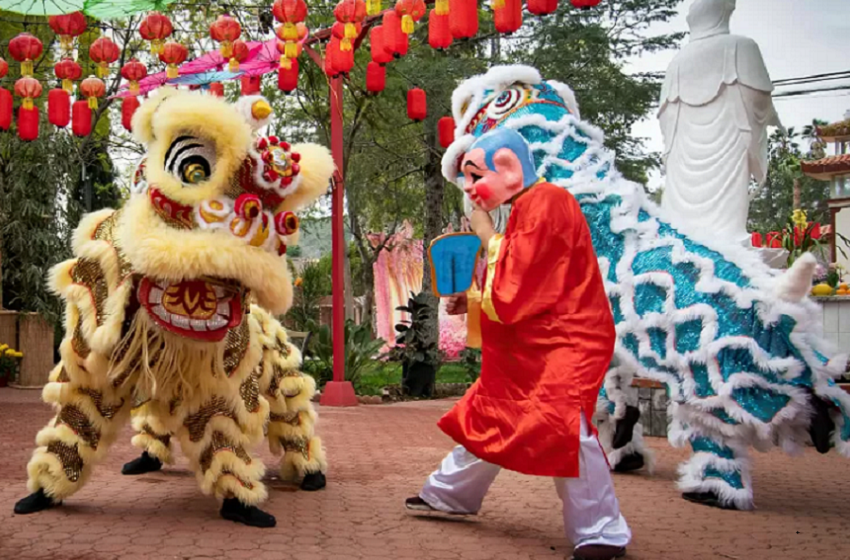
[305,320,385,388]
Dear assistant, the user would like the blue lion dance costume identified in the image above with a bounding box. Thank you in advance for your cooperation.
[444,66,850,510]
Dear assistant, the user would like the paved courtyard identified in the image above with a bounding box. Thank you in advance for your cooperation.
[1,388,849,560]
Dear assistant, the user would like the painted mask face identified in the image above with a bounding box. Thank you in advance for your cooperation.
[460,146,526,212]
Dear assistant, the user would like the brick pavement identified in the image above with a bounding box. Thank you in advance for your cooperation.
[1,388,849,560]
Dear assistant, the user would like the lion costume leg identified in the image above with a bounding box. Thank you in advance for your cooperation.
[253,307,327,489]
[121,403,172,475]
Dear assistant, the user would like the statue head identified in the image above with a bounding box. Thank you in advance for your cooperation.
[460,129,538,211]
[687,0,735,41]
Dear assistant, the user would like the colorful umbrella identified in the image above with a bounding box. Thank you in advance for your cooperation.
[0,0,175,18]
[168,70,242,85]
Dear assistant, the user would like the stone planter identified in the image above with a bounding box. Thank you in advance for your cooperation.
[0,311,55,388]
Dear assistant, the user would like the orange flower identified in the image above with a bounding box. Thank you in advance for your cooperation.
[294,277,304,287]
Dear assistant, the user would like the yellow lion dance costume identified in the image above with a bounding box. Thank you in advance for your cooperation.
[13,88,332,528]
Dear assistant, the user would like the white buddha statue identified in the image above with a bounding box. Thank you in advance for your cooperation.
[659,0,781,245]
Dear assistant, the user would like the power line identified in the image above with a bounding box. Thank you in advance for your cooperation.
[773,70,850,87]
[773,84,850,99]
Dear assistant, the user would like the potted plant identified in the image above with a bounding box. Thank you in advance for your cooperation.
[394,292,440,398]
[0,343,24,387]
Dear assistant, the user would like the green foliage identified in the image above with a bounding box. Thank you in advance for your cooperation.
[458,347,482,382]
[287,260,331,331]
[393,292,440,368]
[304,319,385,388]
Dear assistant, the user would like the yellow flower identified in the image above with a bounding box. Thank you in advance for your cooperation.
[294,277,304,287]
[791,209,808,229]
[13,351,23,358]
[0,344,7,352]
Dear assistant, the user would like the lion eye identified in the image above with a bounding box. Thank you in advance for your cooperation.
[165,135,216,187]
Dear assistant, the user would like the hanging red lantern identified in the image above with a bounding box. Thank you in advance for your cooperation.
[140,11,173,55]
[89,36,120,78]
[0,58,7,80]
[494,0,522,34]
[209,14,242,59]
[274,0,309,68]
[80,75,105,109]
[228,40,250,72]
[278,58,299,93]
[48,12,87,54]
[9,33,44,78]
[407,88,427,121]
[382,11,408,58]
[0,87,11,131]
[276,22,307,68]
[120,58,147,95]
[241,75,261,96]
[326,36,354,77]
[14,76,42,110]
[428,11,452,50]
[571,0,601,8]
[366,61,386,93]
[334,0,367,50]
[159,41,188,80]
[209,82,225,97]
[369,26,393,65]
[48,88,70,128]
[528,0,558,15]
[72,100,91,137]
[122,96,140,132]
[449,0,478,39]
[54,58,82,94]
[438,116,455,148]
[395,0,427,34]
[331,21,363,52]
[18,105,39,141]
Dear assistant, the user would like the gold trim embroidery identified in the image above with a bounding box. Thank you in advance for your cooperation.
[481,234,504,323]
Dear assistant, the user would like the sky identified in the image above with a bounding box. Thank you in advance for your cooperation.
[626,0,850,190]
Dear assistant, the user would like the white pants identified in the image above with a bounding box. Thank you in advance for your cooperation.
[420,415,631,548]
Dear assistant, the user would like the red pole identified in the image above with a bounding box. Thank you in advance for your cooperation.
[320,74,359,407]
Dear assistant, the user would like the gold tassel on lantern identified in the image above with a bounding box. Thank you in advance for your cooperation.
[344,22,357,39]
[284,41,298,58]
[401,14,414,34]
[59,35,73,53]
[366,0,381,15]
[151,39,164,55]
[280,55,292,70]
[228,58,240,72]
[166,64,178,79]
[87,96,98,109]
[62,79,73,93]
[21,60,33,77]
[436,0,449,14]
[282,22,298,41]
[23,97,33,110]
[130,81,140,95]
[221,40,233,58]
[97,62,108,78]
[492,0,505,8]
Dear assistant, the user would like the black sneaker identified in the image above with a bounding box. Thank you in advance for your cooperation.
[220,498,276,528]
[300,472,326,491]
[682,491,739,510]
[572,544,626,560]
[612,405,641,450]
[14,489,60,515]
[613,452,644,473]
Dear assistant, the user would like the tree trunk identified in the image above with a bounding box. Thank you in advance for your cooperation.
[421,90,445,355]
[343,239,355,323]
[793,177,801,210]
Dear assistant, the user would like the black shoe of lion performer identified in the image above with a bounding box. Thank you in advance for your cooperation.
[612,405,641,450]
[14,488,61,515]
[121,451,163,475]
[220,498,277,528]
[300,472,327,491]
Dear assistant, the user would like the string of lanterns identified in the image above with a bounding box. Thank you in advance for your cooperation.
[0,0,601,141]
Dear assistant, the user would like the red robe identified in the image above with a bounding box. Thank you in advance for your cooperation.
[437,182,615,478]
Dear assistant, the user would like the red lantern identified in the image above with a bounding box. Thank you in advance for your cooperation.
[571,0,601,8]
[140,12,173,55]
[326,36,354,77]
[0,88,11,131]
[18,105,39,141]
[54,58,82,93]
[14,76,42,110]
[395,0,427,34]
[334,0,367,50]
[209,82,225,97]
[407,88,426,121]
[48,12,87,54]
[229,40,250,72]
[428,12,452,50]
[0,58,7,80]
[438,116,455,147]
[121,58,147,95]
[122,96,140,132]
[72,100,91,137]
[80,76,105,109]
[278,58,299,92]
[210,14,242,59]
[331,21,363,52]
[89,36,120,78]
[276,22,307,68]
[750,232,763,248]
[449,0,478,39]
[369,26,393,65]
[274,0,308,68]
[495,0,522,34]
[159,41,188,79]
[366,61,386,93]
[382,11,408,58]
[9,33,44,77]
[528,0,558,15]
[241,75,261,96]
[48,88,70,128]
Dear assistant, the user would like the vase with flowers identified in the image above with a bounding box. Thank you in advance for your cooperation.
[0,344,24,387]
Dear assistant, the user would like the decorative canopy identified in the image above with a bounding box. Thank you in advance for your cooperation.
[0,0,176,18]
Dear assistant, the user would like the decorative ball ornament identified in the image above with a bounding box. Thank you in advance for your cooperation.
[159,41,188,79]
[571,0,601,8]
[140,12,173,55]
[209,14,242,59]
[407,88,427,121]
[494,0,522,34]
[48,12,87,54]
[0,88,12,131]
[72,100,91,137]
[54,58,82,93]
[89,36,120,78]
[528,0,558,15]
[334,0,367,50]
[80,75,105,109]
[229,40,250,72]
[428,11,452,50]
[366,61,386,93]
[120,58,147,95]
[278,58,299,92]
[9,33,44,77]
[14,76,42,110]
[394,0,427,34]
[438,116,455,147]
[48,88,71,128]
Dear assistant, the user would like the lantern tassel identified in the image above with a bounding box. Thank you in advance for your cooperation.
[23,97,33,110]
[341,38,352,51]
[283,22,298,41]
[280,55,292,70]
[87,97,98,109]
[221,41,233,58]
[493,0,505,8]
[228,58,240,72]
[97,62,108,78]
[151,39,164,54]
[284,41,298,58]
[62,79,73,94]
[166,64,179,79]
[21,60,33,77]
[436,0,449,15]
[344,22,357,39]
[401,14,414,34]
[130,81,140,95]
[59,35,73,53]
[367,0,382,16]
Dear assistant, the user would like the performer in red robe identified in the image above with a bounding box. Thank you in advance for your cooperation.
[406,128,631,560]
